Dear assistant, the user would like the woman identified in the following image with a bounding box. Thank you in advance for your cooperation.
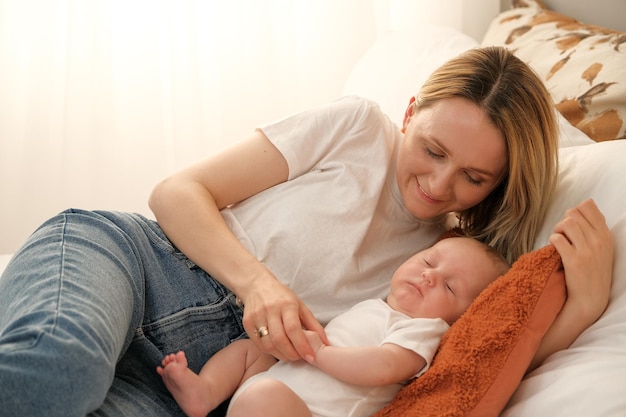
[0,47,613,417]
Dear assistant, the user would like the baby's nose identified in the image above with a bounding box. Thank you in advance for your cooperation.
[422,271,435,285]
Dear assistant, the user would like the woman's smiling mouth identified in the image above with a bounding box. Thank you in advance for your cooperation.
[416,180,442,204]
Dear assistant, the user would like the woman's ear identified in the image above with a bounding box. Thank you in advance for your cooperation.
[402,96,417,134]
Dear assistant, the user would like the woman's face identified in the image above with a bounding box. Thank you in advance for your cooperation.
[397,97,507,220]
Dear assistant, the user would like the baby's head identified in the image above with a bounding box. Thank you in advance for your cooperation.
[387,236,510,325]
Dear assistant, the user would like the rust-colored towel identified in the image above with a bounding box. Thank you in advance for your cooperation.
[374,244,566,417]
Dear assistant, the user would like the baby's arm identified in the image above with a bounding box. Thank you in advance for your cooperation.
[303,330,426,387]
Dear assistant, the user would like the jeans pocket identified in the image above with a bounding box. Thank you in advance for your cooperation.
[140,295,244,372]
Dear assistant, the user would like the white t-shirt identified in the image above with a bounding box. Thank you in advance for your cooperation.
[221,96,447,324]
[230,299,449,417]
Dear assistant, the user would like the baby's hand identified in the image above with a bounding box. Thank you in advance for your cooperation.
[303,329,327,363]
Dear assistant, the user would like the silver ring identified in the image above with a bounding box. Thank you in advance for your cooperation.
[256,326,269,338]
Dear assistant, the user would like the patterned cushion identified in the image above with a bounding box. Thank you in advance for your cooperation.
[481,0,626,142]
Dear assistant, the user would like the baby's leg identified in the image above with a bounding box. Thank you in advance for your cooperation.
[228,378,312,417]
[158,351,215,417]
[158,339,276,417]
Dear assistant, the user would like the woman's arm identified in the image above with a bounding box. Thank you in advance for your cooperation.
[149,131,326,361]
[529,199,613,371]
[304,331,426,386]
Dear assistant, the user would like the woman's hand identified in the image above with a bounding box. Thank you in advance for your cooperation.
[550,198,613,326]
[241,270,328,362]
[302,329,327,363]
[530,199,613,371]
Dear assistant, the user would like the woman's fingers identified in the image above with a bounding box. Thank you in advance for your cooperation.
[263,303,301,361]
[549,199,613,323]
[299,305,329,346]
[553,199,608,243]
[242,280,320,361]
[284,303,328,359]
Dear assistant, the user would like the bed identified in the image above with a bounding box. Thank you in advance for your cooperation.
[1,1,625,416]
[344,1,626,416]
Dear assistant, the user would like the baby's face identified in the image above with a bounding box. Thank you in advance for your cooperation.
[386,237,505,324]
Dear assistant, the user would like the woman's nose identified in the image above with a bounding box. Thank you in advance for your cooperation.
[429,166,454,197]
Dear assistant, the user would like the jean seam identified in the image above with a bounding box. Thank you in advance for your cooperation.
[50,212,68,337]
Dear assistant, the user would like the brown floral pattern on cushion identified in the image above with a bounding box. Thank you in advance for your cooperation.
[482,0,626,141]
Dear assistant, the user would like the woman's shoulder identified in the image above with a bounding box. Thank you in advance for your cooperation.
[325,96,399,139]
[331,95,386,119]
[263,95,396,147]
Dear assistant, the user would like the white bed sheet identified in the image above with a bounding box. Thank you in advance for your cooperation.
[0,254,11,275]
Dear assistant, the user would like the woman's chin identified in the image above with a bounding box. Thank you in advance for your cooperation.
[407,199,449,220]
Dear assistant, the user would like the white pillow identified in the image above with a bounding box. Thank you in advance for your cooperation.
[342,24,478,127]
[504,140,626,416]
[343,24,593,149]
[557,112,595,147]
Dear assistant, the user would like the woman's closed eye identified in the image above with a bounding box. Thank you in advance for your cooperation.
[424,144,484,186]
[424,145,444,160]
[463,171,482,186]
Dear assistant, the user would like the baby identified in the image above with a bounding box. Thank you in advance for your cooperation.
[157,236,509,417]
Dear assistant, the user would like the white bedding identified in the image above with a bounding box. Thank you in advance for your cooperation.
[343,19,626,417]
[0,254,10,274]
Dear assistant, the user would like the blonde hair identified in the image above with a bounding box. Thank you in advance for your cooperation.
[416,47,558,263]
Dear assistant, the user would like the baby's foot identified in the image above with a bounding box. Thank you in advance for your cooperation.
[157,351,215,417]
[157,351,188,376]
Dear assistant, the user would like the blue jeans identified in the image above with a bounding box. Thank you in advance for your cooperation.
[0,209,245,416]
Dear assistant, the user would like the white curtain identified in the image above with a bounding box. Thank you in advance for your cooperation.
[0,0,380,253]
[0,0,499,253]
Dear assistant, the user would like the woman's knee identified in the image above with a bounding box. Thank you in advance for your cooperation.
[0,209,143,392]
[0,327,117,416]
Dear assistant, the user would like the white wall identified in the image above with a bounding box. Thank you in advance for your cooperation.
[0,0,502,254]
[375,0,500,42]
